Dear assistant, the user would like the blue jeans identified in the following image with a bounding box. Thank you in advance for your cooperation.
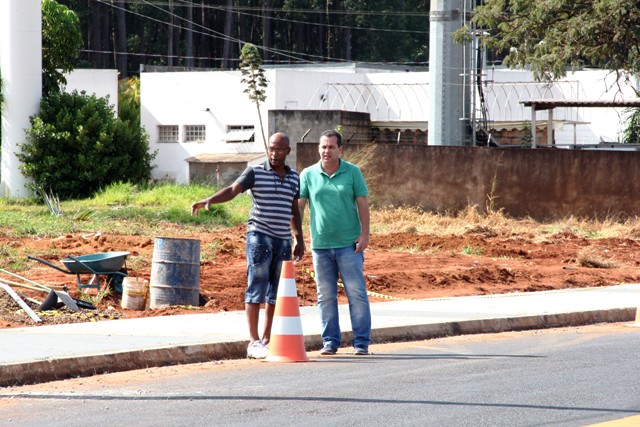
[312,245,371,349]
[245,231,292,305]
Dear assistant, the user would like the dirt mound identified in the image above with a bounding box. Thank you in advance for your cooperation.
[1,226,638,328]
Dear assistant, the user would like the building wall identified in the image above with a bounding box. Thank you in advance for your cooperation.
[141,66,428,183]
[141,70,267,183]
[140,66,639,184]
[63,69,118,112]
[188,162,248,186]
[269,110,371,169]
[297,143,640,220]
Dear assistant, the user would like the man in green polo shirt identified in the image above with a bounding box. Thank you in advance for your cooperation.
[298,129,372,356]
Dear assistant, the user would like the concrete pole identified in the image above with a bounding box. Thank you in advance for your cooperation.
[0,0,42,197]
[428,0,471,146]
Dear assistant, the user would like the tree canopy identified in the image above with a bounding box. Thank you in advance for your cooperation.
[18,91,155,200]
[464,0,640,83]
[42,0,83,93]
[56,0,429,76]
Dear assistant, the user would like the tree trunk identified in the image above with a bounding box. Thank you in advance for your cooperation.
[115,0,127,77]
[102,6,111,68]
[344,27,351,61]
[222,0,235,68]
[186,2,194,68]
[91,1,102,67]
[262,0,272,62]
[199,1,210,68]
[168,0,174,66]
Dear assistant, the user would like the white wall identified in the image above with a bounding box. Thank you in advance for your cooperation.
[63,69,119,112]
[141,70,272,183]
[141,66,640,184]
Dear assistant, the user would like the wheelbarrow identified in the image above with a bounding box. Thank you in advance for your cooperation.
[28,251,130,292]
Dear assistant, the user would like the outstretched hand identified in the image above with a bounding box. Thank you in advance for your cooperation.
[191,200,210,216]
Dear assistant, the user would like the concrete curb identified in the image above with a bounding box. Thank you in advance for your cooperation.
[1,308,634,388]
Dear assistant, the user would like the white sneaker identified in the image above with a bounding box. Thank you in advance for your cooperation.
[247,340,269,359]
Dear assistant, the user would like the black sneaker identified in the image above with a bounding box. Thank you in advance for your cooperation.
[320,344,337,355]
[353,346,369,355]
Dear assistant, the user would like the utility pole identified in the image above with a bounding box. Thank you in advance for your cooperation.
[428,0,472,146]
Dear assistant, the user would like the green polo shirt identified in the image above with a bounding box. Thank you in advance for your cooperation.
[299,159,368,249]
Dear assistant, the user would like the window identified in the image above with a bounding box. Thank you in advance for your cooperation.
[158,125,179,143]
[184,125,206,143]
[222,125,255,143]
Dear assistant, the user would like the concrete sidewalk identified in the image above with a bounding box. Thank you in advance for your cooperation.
[1,284,639,387]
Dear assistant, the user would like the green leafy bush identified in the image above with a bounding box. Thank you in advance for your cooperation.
[18,90,156,200]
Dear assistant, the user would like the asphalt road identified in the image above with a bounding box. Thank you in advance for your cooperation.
[1,323,639,427]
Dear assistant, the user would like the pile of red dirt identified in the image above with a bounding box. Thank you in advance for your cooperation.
[1,225,638,328]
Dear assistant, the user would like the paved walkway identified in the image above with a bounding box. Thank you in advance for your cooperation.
[1,283,639,387]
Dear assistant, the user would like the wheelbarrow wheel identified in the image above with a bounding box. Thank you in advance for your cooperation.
[107,267,128,294]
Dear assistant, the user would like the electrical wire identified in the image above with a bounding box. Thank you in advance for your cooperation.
[114,0,430,18]
[98,0,428,62]
[100,0,326,63]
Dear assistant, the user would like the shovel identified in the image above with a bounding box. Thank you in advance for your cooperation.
[38,290,97,311]
[0,268,94,311]
[37,289,96,311]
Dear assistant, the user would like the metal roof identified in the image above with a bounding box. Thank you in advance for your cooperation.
[521,99,640,111]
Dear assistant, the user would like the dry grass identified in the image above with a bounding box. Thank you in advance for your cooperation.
[341,143,383,206]
[371,204,640,241]
[576,249,619,269]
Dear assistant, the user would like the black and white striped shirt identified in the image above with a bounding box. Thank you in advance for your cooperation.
[235,161,299,240]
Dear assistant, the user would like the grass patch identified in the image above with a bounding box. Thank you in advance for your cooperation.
[200,241,223,262]
[1,185,640,246]
[461,245,483,256]
[0,183,252,238]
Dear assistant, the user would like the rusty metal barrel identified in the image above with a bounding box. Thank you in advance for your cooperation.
[149,237,201,308]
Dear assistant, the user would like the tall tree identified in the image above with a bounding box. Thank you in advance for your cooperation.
[222,0,235,68]
[186,2,194,68]
[262,0,273,62]
[167,0,175,66]
[465,0,640,83]
[240,43,269,154]
[42,0,83,93]
[114,0,128,77]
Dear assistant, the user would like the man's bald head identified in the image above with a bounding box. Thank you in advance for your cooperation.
[269,132,290,146]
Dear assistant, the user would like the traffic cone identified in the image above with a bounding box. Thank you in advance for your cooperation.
[265,260,309,362]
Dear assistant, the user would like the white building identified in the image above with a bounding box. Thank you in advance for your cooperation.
[140,64,640,185]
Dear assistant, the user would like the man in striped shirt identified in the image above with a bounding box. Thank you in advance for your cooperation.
[191,132,305,359]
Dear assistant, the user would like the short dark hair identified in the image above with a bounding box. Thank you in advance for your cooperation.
[321,129,343,147]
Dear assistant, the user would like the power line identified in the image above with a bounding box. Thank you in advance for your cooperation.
[115,0,430,18]
[98,0,340,64]
[95,0,428,65]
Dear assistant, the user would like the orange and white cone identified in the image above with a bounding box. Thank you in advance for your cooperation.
[265,260,309,362]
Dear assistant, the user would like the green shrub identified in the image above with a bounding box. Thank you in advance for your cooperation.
[18,90,156,200]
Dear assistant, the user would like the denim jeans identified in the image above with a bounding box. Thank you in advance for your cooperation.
[245,231,292,305]
[312,245,371,349]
